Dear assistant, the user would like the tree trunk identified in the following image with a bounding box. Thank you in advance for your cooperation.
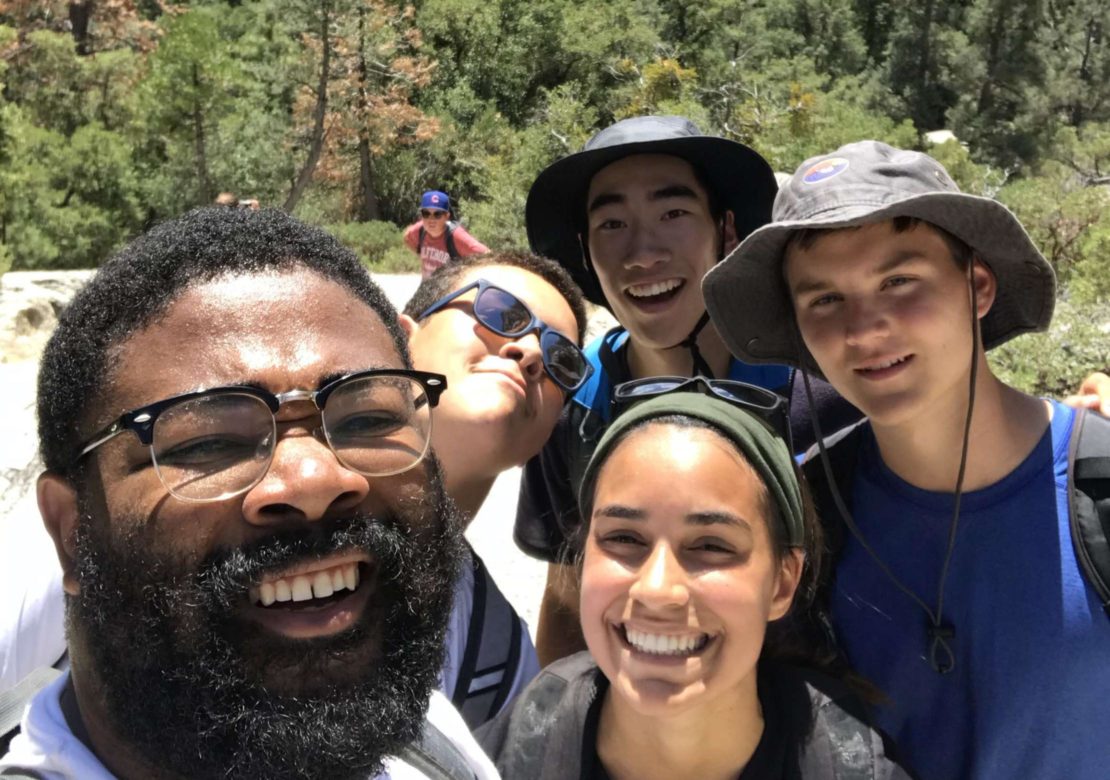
[284,0,332,212]
[354,5,380,221]
[916,0,935,123]
[191,63,211,205]
[68,1,92,55]
[357,137,381,221]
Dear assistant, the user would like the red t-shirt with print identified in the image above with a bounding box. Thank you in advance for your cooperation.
[403,222,490,278]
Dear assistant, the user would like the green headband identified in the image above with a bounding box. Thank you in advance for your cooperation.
[577,393,805,547]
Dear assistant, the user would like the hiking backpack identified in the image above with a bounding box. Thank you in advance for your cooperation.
[452,553,524,730]
[803,407,1110,628]
[417,221,462,261]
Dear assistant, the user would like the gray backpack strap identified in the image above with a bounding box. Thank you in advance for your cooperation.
[1,667,62,757]
[396,719,478,780]
[1068,408,1110,616]
[453,555,522,729]
[486,654,597,780]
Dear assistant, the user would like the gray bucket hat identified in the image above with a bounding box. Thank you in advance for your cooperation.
[702,140,1055,372]
[526,115,777,307]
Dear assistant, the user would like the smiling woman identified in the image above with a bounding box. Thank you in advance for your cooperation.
[477,391,912,780]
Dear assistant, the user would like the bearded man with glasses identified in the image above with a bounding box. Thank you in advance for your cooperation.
[0,207,497,780]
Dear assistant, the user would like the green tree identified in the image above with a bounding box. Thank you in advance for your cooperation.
[883,0,965,131]
[948,0,1047,168]
[1040,0,1110,127]
[135,7,247,208]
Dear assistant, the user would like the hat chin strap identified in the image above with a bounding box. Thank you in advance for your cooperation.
[675,311,715,378]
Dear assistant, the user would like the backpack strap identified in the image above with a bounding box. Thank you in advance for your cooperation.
[444,221,461,260]
[800,421,868,657]
[1,667,62,758]
[396,719,478,780]
[452,554,523,729]
[1067,408,1110,617]
[418,223,461,261]
[802,420,868,563]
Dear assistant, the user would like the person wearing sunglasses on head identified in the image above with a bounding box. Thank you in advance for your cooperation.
[478,387,910,779]
[403,190,490,279]
[401,250,590,728]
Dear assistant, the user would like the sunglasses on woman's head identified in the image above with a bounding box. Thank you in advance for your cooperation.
[612,376,793,453]
[420,209,447,219]
[417,279,593,393]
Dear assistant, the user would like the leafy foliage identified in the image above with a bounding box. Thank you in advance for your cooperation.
[0,2,1105,372]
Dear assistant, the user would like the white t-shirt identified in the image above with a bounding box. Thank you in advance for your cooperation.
[0,491,67,692]
[0,672,500,779]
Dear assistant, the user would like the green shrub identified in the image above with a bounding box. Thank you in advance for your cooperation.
[989,298,1110,397]
[326,221,420,274]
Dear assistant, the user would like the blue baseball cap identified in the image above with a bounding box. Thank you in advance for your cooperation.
[420,191,451,212]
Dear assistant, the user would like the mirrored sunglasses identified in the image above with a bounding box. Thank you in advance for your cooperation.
[417,279,592,393]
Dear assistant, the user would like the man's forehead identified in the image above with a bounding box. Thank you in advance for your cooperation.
[102,268,400,409]
[587,153,704,197]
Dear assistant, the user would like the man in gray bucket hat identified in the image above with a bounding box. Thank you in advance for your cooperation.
[515,116,861,664]
[704,140,1110,780]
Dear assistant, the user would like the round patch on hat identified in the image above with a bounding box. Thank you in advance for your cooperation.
[430,194,441,204]
[802,157,849,184]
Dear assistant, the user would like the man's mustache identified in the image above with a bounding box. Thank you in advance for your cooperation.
[195,513,403,612]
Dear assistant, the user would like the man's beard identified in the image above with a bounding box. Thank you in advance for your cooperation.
[67,471,465,780]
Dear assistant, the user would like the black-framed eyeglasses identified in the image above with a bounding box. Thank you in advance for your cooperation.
[75,369,447,503]
[416,278,593,393]
[612,376,793,453]
[420,209,447,219]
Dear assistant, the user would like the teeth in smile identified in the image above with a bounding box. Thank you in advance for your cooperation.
[863,356,907,371]
[627,279,682,298]
[253,563,361,606]
[625,627,708,656]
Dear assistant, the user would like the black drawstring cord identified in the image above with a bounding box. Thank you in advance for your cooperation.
[800,265,980,675]
[680,312,714,378]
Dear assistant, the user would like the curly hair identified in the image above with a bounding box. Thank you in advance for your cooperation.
[38,207,408,476]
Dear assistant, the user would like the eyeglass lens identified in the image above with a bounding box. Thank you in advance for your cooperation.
[623,378,777,408]
[615,377,791,444]
[149,377,432,502]
[473,286,588,390]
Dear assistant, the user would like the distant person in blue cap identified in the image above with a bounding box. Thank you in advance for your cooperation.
[404,190,490,278]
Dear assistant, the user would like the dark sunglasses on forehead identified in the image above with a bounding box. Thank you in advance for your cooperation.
[74,369,447,503]
[612,376,794,453]
[420,209,447,219]
[416,278,593,393]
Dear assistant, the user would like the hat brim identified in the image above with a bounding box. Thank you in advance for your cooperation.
[703,192,1056,375]
[526,136,777,307]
